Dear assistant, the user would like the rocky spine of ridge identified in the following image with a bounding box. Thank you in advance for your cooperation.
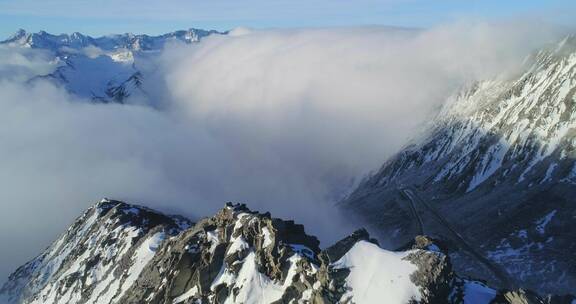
[2,200,573,304]
[117,202,327,304]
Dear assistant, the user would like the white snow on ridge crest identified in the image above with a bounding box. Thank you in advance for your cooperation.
[331,241,421,304]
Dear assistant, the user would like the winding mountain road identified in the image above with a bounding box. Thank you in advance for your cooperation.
[400,188,424,235]
[399,185,515,289]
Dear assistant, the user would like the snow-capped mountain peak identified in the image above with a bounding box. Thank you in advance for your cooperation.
[1,28,224,104]
[1,28,223,51]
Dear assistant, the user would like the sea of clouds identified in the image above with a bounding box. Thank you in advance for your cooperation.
[0,21,565,280]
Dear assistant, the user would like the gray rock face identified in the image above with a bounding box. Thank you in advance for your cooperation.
[2,200,571,304]
[340,35,576,294]
[117,203,325,304]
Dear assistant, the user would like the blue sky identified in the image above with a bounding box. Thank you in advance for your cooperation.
[0,0,575,38]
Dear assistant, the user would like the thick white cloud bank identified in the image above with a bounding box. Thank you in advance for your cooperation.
[0,45,56,81]
[0,22,565,281]
[161,23,560,176]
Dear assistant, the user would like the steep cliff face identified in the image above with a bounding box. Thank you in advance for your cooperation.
[341,36,576,294]
[2,200,559,304]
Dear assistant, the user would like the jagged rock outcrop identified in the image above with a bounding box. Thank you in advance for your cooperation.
[118,202,324,304]
[2,200,571,304]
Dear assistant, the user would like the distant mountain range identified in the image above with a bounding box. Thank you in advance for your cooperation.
[0,29,224,103]
[2,29,223,51]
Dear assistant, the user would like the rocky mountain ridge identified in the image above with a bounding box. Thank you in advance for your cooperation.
[2,199,570,304]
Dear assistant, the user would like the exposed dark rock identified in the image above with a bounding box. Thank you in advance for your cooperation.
[321,228,377,263]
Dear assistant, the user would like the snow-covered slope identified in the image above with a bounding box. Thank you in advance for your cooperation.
[2,200,557,304]
[0,29,222,103]
[331,241,421,303]
[341,35,576,294]
[0,199,191,304]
